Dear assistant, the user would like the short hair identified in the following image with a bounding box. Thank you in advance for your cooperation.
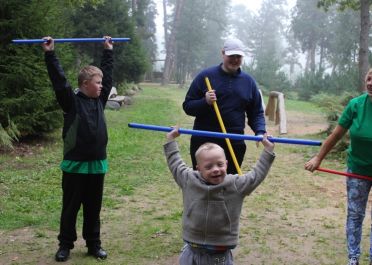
[78,66,103,87]
[365,68,372,82]
[195,142,225,164]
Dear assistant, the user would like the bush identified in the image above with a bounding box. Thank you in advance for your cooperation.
[117,82,131,95]
[244,65,293,95]
[0,115,20,149]
[296,71,325,100]
[0,1,73,147]
[295,67,359,101]
[310,92,357,155]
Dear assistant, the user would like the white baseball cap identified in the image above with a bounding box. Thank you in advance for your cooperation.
[223,38,245,56]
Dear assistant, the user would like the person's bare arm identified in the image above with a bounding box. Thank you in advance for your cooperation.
[304,125,347,172]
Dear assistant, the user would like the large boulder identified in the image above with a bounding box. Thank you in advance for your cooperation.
[106,101,121,110]
[124,89,136,96]
[123,96,133,105]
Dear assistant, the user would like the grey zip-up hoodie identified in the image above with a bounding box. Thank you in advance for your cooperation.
[164,140,275,246]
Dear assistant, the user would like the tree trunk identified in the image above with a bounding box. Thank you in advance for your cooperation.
[358,0,370,92]
[319,43,324,72]
[310,42,316,73]
[161,0,184,86]
[305,49,310,73]
[132,0,137,12]
[162,0,168,49]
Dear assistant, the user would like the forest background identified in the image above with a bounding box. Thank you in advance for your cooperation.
[0,0,371,147]
[0,1,372,264]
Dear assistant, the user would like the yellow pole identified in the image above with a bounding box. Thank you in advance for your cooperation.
[205,77,242,175]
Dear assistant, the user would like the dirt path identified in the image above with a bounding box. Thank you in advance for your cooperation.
[256,109,328,136]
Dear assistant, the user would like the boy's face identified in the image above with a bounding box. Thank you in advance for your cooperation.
[196,148,227,185]
[82,75,103,98]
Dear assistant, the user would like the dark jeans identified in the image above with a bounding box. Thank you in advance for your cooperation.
[190,137,246,174]
[58,171,104,249]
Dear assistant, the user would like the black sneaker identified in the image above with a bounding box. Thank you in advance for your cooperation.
[87,246,107,259]
[55,246,70,262]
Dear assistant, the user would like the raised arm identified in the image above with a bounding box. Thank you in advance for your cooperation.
[43,36,73,113]
[236,135,275,196]
[100,36,114,104]
[164,127,193,188]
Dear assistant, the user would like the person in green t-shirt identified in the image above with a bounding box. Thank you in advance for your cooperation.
[305,69,372,265]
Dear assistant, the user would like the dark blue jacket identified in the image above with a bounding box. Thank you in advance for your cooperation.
[183,64,266,142]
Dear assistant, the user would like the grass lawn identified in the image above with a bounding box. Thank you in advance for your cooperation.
[1,84,371,264]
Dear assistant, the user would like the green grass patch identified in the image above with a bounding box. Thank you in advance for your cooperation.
[0,84,357,265]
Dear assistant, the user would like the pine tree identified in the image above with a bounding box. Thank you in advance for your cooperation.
[0,0,74,144]
[71,0,149,84]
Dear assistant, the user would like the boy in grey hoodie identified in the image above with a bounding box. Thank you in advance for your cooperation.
[164,127,275,265]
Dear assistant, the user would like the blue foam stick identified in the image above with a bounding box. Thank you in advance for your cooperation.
[128,123,322,146]
[12,37,130,44]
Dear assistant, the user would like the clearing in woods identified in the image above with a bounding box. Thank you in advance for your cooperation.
[1,85,370,265]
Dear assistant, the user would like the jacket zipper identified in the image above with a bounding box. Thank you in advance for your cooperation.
[203,186,210,244]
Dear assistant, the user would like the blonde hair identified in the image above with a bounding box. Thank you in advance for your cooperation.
[365,68,372,82]
[195,142,225,163]
[78,66,103,87]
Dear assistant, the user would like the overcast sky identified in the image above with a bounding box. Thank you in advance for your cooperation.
[231,0,296,12]
[231,0,263,11]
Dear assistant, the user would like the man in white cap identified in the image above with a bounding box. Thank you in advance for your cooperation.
[183,38,266,174]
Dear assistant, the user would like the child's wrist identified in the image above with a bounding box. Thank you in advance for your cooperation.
[264,147,274,155]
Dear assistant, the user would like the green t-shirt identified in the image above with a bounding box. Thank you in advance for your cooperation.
[338,93,372,176]
[60,159,108,174]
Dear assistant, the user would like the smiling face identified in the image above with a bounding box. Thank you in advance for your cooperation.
[222,51,243,74]
[365,70,372,98]
[196,143,228,185]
